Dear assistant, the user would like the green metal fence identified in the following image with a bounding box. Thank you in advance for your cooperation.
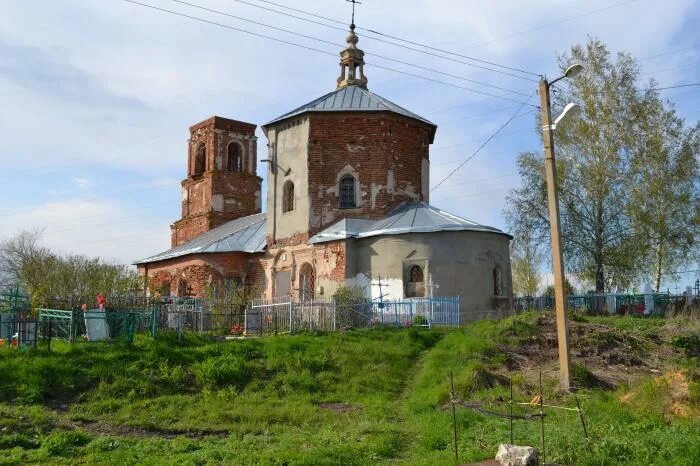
[38,308,153,344]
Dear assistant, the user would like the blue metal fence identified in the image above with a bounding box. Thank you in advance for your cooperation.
[247,296,460,334]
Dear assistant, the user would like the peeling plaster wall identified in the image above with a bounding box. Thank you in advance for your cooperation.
[265,117,311,244]
[139,252,265,297]
[261,241,347,300]
[307,112,432,235]
[346,231,513,322]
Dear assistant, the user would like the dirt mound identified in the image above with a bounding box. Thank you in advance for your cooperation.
[619,370,695,418]
[500,314,685,389]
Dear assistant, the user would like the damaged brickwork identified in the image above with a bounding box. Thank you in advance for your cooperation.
[171,116,262,247]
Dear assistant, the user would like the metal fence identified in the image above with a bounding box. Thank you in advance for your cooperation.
[514,292,691,315]
[246,296,460,334]
[1,294,461,346]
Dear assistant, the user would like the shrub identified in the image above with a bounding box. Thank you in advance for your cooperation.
[193,353,255,389]
[42,431,91,457]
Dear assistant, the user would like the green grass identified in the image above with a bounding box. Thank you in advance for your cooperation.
[0,314,698,465]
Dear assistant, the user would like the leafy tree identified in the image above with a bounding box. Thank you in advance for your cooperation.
[0,230,144,308]
[509,227,545,297]
[506,38,698,293]
[543,278,575,298]
[628,97,699,291]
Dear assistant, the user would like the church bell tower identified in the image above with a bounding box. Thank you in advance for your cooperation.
[170,116,262,247]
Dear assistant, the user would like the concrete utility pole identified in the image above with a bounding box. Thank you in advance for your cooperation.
[538,63,582,391]
[539,78,571,390]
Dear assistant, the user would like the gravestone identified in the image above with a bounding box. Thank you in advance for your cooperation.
[84,310,109,341]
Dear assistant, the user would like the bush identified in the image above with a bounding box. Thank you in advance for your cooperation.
[413,315,429,326]
[42,431,91,457]
[193,353,255,389]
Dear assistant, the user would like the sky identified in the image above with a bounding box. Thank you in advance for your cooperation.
[1,0,699,292]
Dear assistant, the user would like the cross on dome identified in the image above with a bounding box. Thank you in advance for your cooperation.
[337,0,367,89]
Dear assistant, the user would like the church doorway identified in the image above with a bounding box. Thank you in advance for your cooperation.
[274,270,291,297]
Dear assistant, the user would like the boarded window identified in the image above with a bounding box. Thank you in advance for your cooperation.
[339,176,356,209]
[282,181,294,213]
[194,143,206,176]
[493,268,503,296]
[299,263,315,301]
[227,143,243,172]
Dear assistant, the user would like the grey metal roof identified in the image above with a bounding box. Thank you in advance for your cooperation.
[135,213,266,265]
[308,202,510,244]
[264,85,437,130]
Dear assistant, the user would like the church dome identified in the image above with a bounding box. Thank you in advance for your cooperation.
[263,85,437,142]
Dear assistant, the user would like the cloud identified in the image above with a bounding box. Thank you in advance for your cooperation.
[72,178,95,190]
[0,40,151,112]
[0,199,171,265]
[0,0,697,278]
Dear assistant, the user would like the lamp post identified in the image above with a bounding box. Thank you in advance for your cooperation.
[539,63,582,391]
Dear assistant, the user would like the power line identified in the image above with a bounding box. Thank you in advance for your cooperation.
[169,0,531,97]
[640,45,699,61]
[652,83,700,91]
[430,92,537,193]
[123,0,538,107]
[431,187,510,201]
[227,0,539,80]
[462,0,640,51]
[431,110,538,153]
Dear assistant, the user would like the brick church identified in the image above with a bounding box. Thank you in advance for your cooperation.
[136,26,514,320]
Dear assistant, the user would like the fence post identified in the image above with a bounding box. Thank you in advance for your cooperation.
[150,306,157,338]
[289,300,293,333]
[332,298,336,332]
[70,309,76,345]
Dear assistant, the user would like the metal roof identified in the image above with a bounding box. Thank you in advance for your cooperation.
[308,202,510,244]
[135,213,266,265]
[264,85,437,130]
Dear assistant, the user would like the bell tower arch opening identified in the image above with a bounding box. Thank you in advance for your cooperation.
[171,116,262,247]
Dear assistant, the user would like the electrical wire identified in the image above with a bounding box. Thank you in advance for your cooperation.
[229,0,540,78]
[169,0,531,96]
[462,0,640,51]
[122,0,539,107]
[651,83,700,91]
[430,92,537,193]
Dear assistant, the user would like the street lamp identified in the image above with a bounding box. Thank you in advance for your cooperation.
[539,63,583,391]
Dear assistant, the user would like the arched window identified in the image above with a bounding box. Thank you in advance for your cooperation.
[227,143,243,172]
[299,263,315,301]
[194,143,206,176]
[409,265,424,283]
[339,175,356,209]
[282,180,294,213]
[493,267,503,296]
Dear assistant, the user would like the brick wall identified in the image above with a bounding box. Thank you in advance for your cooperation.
[171,115,261,247]
[307,112,432,236]
[139,252,266,297]
[262,241,347,299]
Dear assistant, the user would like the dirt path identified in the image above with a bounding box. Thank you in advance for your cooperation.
[61,418,229,439]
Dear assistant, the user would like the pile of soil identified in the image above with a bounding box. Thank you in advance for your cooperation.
[501,314,684,389]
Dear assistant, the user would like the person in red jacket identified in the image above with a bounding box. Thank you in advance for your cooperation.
[97,293,107,311]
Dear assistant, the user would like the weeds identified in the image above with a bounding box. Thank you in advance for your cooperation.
[0,314,697,465]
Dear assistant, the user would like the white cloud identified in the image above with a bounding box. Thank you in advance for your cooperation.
[0,200,171,265]
[0,0,697,270]
[72,178,95,190]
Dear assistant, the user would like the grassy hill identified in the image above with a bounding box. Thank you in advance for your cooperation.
[0,312,698,465]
